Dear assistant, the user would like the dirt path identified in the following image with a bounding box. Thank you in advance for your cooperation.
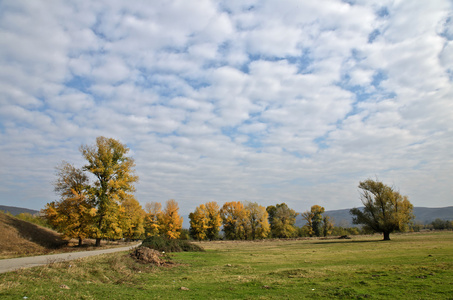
[0,243,141,274]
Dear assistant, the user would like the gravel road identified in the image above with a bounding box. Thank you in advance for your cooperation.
[0,243,141,274]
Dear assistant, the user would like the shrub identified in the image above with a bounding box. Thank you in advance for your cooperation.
[141,236,204,253]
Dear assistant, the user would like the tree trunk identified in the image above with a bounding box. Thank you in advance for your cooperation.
[95,238,101,247]
[383,232,391,240]
[78,237,83,247]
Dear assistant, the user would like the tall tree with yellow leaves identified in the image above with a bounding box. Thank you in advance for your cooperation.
[220,201,250,240]
[189,201,222,240]
[144,202,163,237]
[204,201,222,240]
[245,202,270,239]
[80,137,138,246]
[301,205,325,237]
[189,204,209,240]
[119,194,145,240]
[159,199,183,239]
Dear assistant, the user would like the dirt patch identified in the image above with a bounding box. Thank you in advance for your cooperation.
[130,247,172,266]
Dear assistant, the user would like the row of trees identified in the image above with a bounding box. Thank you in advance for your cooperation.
[43,137,416,244]
[189,201,338,241]
[190,202,304,240]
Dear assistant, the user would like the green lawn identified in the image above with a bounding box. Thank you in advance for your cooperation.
[1,232,452,299]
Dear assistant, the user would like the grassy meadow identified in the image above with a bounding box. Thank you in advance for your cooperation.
[1,231,452,299]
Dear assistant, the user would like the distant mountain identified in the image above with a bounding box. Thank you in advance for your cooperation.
[0,205,40,216]
[412,207,453,224]
[296,206,453,227]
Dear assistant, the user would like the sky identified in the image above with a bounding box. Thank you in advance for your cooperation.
[0,0,452,216]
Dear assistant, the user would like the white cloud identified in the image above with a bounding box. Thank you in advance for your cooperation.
[0,0,452,214]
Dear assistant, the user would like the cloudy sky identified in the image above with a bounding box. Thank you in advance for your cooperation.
[1,0,452,216]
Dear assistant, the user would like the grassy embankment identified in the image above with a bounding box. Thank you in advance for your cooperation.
[0,212,137,259]
[0,212,67,258]
[1,231,452,299]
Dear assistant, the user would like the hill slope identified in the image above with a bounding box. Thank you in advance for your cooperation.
[0,205,39,216]
[0,212,66,258]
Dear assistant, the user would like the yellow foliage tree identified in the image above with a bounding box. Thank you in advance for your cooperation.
[144,202,162,237]
[42,162,95,246]
[189,204,209,240]
[159,199,183,239]
[204,201,222,240]
[189,201,222,240]
[245,202,270,239]
[301,205,325,237]
[80,137,138,246]
[220,201,250,240]
[120,195,145,240]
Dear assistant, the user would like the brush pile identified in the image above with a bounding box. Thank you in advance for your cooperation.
[130,247,168,266]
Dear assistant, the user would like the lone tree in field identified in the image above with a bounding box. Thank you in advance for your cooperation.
[80,137,138,246]
[350,179,414,241]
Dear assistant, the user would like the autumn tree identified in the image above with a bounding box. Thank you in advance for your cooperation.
[322,215,334,237]
[220,201,250,240]
[301,205,329,237]
[80,137,138,246]
[189,204,209,240]
[159,199,183,239]
[144,202,163,237]
[42,162,95,246]
[204,201,222,240]
[189,201,222,240]
[245,202,270,239]
[267,203,298,238]
[119,195,145,240]
[350,179,414,240]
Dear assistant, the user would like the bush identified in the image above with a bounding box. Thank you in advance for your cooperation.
[141,236,204,253]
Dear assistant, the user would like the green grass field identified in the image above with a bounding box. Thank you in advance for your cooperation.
[1,232,452,299]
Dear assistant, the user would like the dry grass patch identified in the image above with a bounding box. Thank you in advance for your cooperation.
[0,212,67,258]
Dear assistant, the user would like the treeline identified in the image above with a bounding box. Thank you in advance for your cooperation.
[39,137,450,245]
[189,202,356,240]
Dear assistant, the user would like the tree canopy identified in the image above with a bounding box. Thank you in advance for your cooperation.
[266,203,298,238]
[350,179,414,240]
[43,162,95,246]
[80,137,138,246]
[220,201,250,240]
[301,205,332,237]
[189,201,222,240]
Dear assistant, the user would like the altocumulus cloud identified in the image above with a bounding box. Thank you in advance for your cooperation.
[0,0,452,215]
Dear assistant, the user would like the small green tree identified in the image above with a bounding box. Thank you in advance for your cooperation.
[350,179,414,240]
[431,218,453,230]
